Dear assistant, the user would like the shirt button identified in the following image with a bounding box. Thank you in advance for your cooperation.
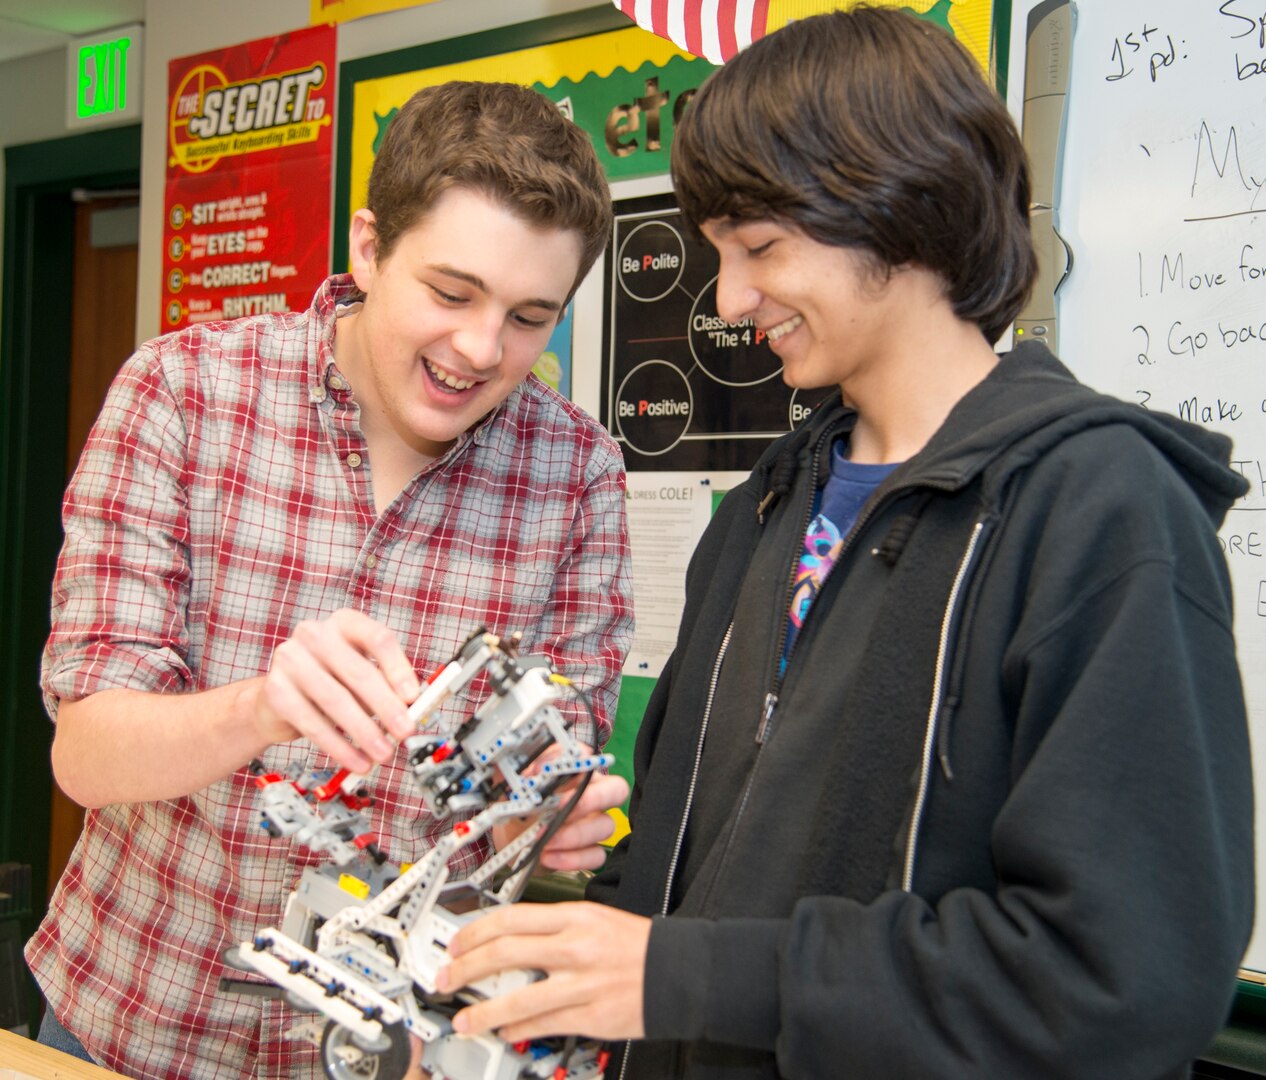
[365,554,379,569]
[328,374,348,391]
[346,452,362,469]
[309,384,328,403]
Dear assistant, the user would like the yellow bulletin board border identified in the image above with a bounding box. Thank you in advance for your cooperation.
[313,0,442,25]
[766,0,997,75]
[333,6,637,271]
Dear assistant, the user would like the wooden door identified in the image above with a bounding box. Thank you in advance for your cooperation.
[46,195,138,895]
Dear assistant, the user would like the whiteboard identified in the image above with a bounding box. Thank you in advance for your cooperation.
[1008,0,1266,971]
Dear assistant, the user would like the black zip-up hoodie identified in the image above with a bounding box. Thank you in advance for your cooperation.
[589,342,1254,1080]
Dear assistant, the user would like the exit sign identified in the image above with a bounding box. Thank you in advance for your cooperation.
[67,24,143,128]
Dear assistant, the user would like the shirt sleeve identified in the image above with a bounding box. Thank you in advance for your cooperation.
[42,342,195,717]
[533,438,633,752]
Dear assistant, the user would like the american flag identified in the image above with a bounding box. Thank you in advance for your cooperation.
[612,2,995,74]
[611,0,772,64]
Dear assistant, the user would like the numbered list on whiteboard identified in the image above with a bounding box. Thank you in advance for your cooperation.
[1052,0,1266,963]
[1058,6,1265,664]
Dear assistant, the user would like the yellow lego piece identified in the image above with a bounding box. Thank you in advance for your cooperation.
[338,873,370,900]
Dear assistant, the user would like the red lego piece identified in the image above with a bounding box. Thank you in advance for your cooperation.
[251,772,285,788]
[313,768,351,801]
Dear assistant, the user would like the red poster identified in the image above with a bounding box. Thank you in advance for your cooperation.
[162,25,336,331]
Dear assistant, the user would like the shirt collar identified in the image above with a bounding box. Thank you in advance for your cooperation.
[310,273,362,405]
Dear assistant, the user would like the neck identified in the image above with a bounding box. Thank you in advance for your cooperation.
[844,307,998,466]
[333,308,444,515]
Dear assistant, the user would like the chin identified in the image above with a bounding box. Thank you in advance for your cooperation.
[780,369,818,391]
[406,407,465,447]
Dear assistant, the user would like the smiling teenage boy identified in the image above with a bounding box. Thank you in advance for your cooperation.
[437,11,1254,1079]
[29,81,632,1079]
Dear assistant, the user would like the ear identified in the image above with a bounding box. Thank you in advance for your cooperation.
[348,209,380,293]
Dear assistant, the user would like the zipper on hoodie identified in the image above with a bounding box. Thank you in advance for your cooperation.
[661,623,735,914]
[697,429,859,913]
[632,419,986,1074]
[723,462,986,913]
[756,428,833,746]
[759,426,897,746]
[900,518,989,892]
[615,624,735,1080]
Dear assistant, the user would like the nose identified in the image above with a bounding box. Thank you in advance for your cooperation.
[713,258,761,325]
[452,312,504,371]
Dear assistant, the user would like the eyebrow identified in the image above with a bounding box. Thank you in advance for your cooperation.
[708,218,783,240]
[429,264,564,313]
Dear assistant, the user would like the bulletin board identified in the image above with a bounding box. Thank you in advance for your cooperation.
[333,6,717,397]
[332,6,716,272]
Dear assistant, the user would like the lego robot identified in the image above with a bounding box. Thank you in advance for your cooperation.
[223,629,614,1080]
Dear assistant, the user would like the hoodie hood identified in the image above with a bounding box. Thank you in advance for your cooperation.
[769,340,1249,529]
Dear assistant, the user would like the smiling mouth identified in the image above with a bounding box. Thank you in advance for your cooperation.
[425,358,481,393]
[766,315,804,342]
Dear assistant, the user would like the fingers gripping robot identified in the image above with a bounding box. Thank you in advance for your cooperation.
[223,629,615,1080]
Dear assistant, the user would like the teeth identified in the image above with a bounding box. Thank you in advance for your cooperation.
[767,315,803,342]
[426,360,477,391]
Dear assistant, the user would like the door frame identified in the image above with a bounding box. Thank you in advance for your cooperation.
[0,124,141,953]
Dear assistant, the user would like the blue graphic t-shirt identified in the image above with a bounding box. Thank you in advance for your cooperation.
[783,440,900,668]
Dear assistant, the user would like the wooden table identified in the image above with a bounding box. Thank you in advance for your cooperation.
[0,1029,124,1079]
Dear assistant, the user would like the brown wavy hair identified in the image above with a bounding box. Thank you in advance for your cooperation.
[670,6,1036,344]
[366,80,612,300]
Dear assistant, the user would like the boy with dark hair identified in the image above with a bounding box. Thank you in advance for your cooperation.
[439,11,1254,1079]
[30,80,632,1079]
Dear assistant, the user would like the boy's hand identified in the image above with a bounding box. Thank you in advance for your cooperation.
[438,901,650,1042]
[492,747,629,871]
[539,770,630,871]
[255,608,421,771]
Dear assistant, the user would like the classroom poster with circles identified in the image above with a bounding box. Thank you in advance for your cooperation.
[603,192,827,473]
[600,189,833,682]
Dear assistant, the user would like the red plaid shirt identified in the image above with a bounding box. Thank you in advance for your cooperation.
[29,275,633,1079]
